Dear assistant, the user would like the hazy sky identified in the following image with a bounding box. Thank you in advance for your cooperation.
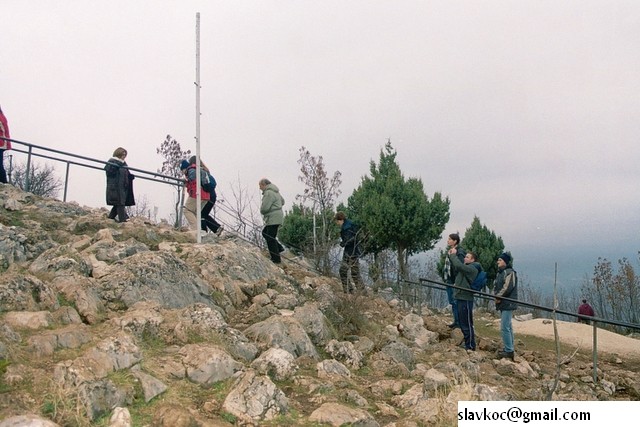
[2,1,639,291]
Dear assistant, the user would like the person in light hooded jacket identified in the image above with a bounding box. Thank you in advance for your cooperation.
[259,178,285,264]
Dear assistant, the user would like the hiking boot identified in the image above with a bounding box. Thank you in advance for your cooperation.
[496,351,515,361]
[448,323,460,329]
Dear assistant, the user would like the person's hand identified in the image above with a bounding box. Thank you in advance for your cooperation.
[495,298,501,304]
[448,248,456,255]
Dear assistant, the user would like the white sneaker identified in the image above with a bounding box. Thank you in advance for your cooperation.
[215,226,224,236]
[199,231,208,238]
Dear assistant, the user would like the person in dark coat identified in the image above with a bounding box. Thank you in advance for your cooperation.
[443,232,466,329]
[334,211,364,293]
[104,147,135,223]
[494,252,518,361]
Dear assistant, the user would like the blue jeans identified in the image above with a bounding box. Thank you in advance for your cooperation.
[456,299,475,350]
[501,310,514,353]
[446,284,459,325]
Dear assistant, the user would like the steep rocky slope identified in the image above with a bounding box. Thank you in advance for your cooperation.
[1,184,639,427]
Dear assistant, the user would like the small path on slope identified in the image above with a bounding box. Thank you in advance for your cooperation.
[513,318,640,360]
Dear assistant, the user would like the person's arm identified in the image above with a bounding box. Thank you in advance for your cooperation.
[260,191,275,215]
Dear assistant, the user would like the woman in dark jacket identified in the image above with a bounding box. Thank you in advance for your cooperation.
[104,147,135,223]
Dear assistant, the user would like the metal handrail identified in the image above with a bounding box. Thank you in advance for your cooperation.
[405,276,640,384]
[2,136,184,201]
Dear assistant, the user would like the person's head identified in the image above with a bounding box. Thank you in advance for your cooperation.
[447,233,460,248]
[179,160,190,171]
[464,251,477,265]
[582,299,587,304]
[497,252,512,269]
[258,178,271,191]
[334,211,346,226]
[113,147,127,159]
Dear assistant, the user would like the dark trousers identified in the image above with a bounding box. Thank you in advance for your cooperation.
[262,224,282,263]
[0,149,7,183]
[201,200,221,233]
[108,205,127,222]
[339,255,363,293]
[456,299,476,350]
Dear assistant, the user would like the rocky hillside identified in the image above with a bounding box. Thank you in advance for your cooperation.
[1,184,639,427]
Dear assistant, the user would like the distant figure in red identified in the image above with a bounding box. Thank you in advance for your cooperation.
[577,299,595,325]
[0,105,11,184]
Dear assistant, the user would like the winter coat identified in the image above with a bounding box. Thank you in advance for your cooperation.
[0,107,10,150]
[494,267,518,311]
[578,303,595,317]
[260,183,285,226]
[185,165,211,201]
[104,157,135,206]
[448,253,478,301]
[340,219,362,258]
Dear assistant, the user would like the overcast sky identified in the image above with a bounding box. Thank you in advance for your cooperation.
[2,0,639,291]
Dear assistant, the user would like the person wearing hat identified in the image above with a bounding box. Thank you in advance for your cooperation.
[180,158,222,236]
[494,251,518,361]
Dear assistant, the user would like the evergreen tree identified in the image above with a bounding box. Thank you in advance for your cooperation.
[279,203,315,256]
[348,140,450,280]
[460,216,505,288]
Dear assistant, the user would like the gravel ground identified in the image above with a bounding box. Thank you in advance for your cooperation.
[512,318,640,360]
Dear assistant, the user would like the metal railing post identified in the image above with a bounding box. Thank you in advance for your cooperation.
[593,322,598,383]
[63,161,70,202]
[25,145,33,192]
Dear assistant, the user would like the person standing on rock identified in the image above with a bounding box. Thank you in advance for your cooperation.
[0,105,12,184]
[443,232,466,329]
[259,178,285,264]
[334,211,364,294]
[104,147,135,223]
[448,249,480,351]
[494,252,518,361]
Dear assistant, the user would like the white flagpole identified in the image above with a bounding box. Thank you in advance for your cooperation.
[195,12,202,243]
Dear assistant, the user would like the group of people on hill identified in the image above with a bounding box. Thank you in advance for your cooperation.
[102,148,364,294]
[102,148,288,264]
[444,233,518,361]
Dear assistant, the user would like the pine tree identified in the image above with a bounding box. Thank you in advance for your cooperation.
[347,140,450,281]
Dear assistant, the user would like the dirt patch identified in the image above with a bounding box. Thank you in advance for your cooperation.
[513,318,640,360]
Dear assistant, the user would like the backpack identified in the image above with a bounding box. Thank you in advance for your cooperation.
[201,172,217,193]
[470,265,488,292]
